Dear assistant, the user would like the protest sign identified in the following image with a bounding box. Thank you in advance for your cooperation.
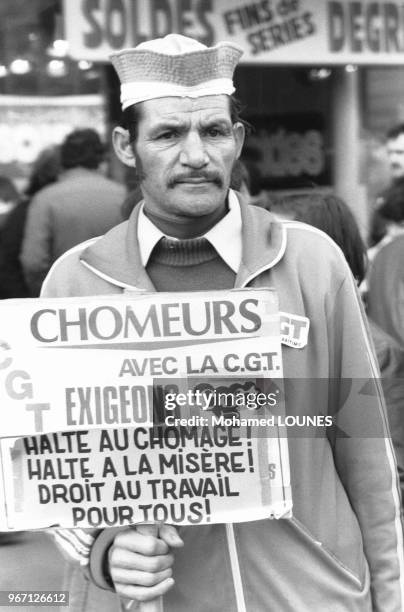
[0,423,291,531]
[0,288,292,530]
[0,289,283,437]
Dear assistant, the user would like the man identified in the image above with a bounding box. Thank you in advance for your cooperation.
[367,184,404,352]
[41,35,403,611]
[21,128,125,295]
[368,232,404,349]
[369,123,404,248]
[386,124,404,182]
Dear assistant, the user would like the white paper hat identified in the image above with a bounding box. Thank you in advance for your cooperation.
[110,34,243,110]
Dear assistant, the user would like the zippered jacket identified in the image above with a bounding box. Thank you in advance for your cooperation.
[42,195,404,612]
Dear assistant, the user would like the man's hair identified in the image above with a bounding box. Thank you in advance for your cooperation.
[386,123,404,141]
[25,146,61,197]
[0,176,19,203]
[121,95,249,144]
[61,129,105,170]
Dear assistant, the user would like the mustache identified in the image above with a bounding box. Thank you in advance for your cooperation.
[168,172,223,188]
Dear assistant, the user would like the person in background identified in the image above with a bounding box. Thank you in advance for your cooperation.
[369,123,404,248]
[268,191,404,502]
[367,233,404,350]
[366,167,404,349]
[268,192,365,282]
[367,182,404,261]
[385,123,404,183]
[20,128,125,296]
[0,176,19,230]
[0,146,60,298]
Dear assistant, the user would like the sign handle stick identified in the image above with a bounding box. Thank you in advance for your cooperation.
[137,523,164,612]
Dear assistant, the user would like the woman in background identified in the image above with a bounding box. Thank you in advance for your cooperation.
[0,146,60,298]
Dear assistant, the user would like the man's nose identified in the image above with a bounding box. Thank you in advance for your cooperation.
[179,132,208,168]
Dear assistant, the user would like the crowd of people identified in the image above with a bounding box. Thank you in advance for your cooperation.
[1,33,404,612]
[0,129,125,298]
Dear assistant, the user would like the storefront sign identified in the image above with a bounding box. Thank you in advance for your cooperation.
[244,112,330,189]
[64,0,404,64]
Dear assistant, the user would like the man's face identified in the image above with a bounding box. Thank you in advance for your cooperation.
[387,133,404,180]
[119,95,244,219]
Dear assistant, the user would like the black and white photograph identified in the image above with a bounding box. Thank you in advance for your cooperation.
[0,1,403,611]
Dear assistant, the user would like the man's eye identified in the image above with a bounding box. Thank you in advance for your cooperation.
[206,126,230,138]
[206,128,221,137]
[158,131,177,140]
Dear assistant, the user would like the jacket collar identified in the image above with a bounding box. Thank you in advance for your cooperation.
[80,194,286,290]
[137,190,242,273]
[236,198,286,287]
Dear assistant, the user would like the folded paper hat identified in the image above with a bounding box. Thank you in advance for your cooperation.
[110,34,243,110]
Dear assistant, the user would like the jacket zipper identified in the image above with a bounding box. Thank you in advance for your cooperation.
[226,524,247,612]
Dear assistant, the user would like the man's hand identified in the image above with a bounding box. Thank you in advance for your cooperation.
[108,524,184,603]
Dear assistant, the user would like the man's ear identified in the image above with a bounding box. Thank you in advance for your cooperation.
[233,122,245,159]
[112,126,136,168]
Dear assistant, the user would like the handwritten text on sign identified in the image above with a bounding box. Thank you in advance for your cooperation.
[0,424,292,530]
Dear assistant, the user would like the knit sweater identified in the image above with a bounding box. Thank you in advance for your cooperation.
[146,236,236,291]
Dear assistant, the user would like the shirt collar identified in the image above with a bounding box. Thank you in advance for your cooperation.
[137,189,242,273]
